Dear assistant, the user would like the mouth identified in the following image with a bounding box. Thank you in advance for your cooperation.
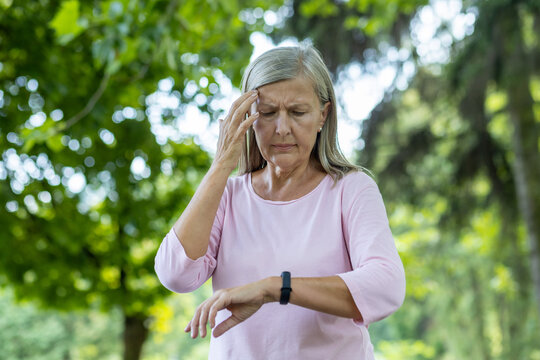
[272,144,296,151]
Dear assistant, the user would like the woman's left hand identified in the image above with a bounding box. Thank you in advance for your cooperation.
[185,278,274,338]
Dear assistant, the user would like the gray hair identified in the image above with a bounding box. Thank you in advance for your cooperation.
[238,44,364,181]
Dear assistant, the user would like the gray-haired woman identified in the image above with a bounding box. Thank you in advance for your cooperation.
[155,45,405,359]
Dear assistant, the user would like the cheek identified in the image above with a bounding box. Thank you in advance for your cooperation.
[253,120,273,137]
[297,119,319,136]
[252,122,268,148]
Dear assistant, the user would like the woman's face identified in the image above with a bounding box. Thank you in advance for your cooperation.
[252,76,330,172]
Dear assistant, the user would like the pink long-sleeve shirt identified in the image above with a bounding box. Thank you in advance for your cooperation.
[155,171,405,359]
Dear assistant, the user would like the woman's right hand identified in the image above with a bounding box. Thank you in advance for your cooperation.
[212,90,259,171]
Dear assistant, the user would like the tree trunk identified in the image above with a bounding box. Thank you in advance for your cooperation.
[471,270,491,360]
[500,212,530,359]
[123,314,149,360]
[501,8,540,319]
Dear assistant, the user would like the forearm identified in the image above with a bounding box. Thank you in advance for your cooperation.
[172,164,231,260]
[186,274,363,339]
[262,276,363,320]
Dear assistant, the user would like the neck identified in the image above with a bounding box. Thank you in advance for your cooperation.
[261,159,322,190]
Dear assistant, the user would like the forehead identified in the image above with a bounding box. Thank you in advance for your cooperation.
[256,77,318,106]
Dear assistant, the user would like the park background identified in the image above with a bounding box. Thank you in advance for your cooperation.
[1,0,540,359]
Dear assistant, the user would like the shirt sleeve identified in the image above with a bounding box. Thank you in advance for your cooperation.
[337,173,406,326]
[154,184,228,293]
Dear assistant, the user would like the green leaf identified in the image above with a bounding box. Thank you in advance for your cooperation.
[21,138,36,153]
[344,15,360,30]
[299,0,338,17]
[105,59,122,75]
[0,0,13,9]
[45,133,64,153]
[49,0,84,45]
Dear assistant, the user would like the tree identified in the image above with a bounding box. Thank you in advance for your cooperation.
[272,0,427,74]
[0,0,282,359]
[275,0,540,357]
[355,0,540,357]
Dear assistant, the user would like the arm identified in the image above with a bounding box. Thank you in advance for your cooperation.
[338,177,406,325]
[185,173,404,338]
[172,90,259,260]
[154,91,260,291]
[271,275,362,319]
[172,165,230,260]
[185,275,361,339]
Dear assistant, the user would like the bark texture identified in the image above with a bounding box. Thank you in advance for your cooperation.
[123,315,149,360]
[501,6,540,319]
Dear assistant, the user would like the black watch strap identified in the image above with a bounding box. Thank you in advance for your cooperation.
[280,271,292,305]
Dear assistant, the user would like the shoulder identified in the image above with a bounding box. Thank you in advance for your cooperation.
[224,173,250,196]
[227,172,249,186]
[214,174,250,219]
[335,170,379,194]
[337,171,388,218]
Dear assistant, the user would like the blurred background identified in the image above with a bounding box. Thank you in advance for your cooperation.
[1,0,539,359]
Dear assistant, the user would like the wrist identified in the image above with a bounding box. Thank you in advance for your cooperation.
[208,162,235,177]
[261,276,281,304]
[210,151,241,173]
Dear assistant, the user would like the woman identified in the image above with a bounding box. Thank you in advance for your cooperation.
[155,45,405,359]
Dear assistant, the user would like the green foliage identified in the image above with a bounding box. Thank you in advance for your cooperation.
[0,0,284,302]
[273,0,427,73]
[0,0,281,357]
[142,282,213,360]
[299,0,339,18]
[0,287,122,359]
[377,339,436,360]
[0,283,214,359]
[356,3,540,355]
[2,0,539,358]
[49,0,86,45]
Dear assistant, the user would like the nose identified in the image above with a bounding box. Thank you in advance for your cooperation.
[275,111,292,136]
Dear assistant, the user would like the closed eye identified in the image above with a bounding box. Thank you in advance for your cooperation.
[292,111,305,116]
[261,112,275,116]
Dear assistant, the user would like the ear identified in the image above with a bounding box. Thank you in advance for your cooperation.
[320,102,331,128]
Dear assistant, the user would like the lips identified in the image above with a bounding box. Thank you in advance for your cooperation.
[272,144,295,151]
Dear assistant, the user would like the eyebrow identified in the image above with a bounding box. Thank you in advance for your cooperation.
[257,102,312,108]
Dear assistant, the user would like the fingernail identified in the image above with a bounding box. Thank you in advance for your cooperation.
[254,112,259,117]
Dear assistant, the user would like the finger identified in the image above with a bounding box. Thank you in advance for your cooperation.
[224,92,255,123]
[234,112,259,138]
[190,307,202,339]
[191,320,199,339]
[184,322,191,333]
[233,92,258,121]
[199,304,212,338]
[229,91,258,126]
[250,102,257,116]
[208,291,231,329]
[228,90,258,119]
[212,315,241,338]
[209,300,224,329]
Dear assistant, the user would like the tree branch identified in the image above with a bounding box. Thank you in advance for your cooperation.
[62,71,110,131]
